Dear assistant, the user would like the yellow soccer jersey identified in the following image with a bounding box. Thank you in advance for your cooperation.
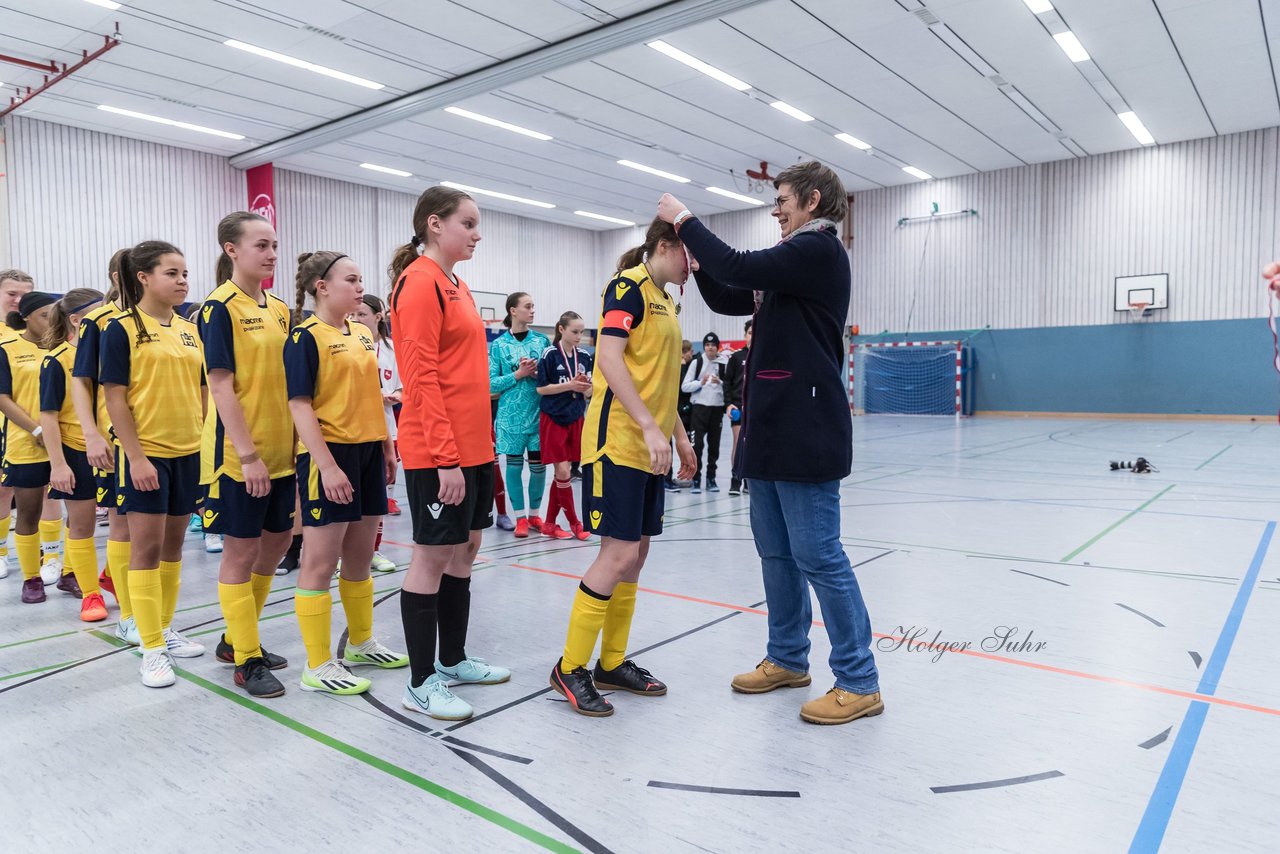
[99,311,205,458]
[0,333,50,464]
[198,281,294,482]
[580,263,681,472]
[40,343,86,451]
[284,317,387,445]
[73,303,122,436]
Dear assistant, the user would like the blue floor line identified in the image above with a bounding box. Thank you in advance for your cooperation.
[1128,520,1275,853]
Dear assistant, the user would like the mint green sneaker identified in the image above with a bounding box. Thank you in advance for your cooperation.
[301,660,371,695]
[435,656,511,685]
[115,615,141,646]
[343,637,410,669]
[402,673,472,720]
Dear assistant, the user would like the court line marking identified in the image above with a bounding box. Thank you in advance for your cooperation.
[647,781,800,798]
[1194,445,1232,470]
[1115,603,1165,627]
[1129,521,1275,852]
[1060,484,1175,562]
[930,770,1063,794]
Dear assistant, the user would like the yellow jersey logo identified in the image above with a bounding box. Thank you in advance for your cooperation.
[292,331,301,343]
[202,510,218,527]
[590,510,602,527]
[614,281,632,299]
[116,493,124,506]
[96,487,107,502]
[202,305,214,323]
[310,507,322,520]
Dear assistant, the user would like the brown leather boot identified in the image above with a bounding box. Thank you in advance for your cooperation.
[799,687,884,725]
[731,659,812,694]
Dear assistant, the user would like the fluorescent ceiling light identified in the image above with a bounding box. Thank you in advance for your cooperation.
[902,166,932,180]
[706,186,766,206]
[769,101,814,122]
[646,40,751,91]
[574,210,637,226]
[97,105,245,140]
[442,181,555,209]
[1023,0,1053,13]
[223,40,384,90]
[361,162,412,178]
[85,0,121,9]
[1117,111,1155,145]
[617,159,691,183]
[1052,32,1090,63]
[835,132,871,150]
[444,106,552,141]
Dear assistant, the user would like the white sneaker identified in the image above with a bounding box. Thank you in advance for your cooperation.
[163,627,206,658]
[300,659,371,695]
[140,647,176,688]
[40,557,62,585]
[116,616,141,646]
[204,533,223,554]
[343,637,410,669]
[402,673,473,721]
[370,552,396,573]
[0,549,8,579]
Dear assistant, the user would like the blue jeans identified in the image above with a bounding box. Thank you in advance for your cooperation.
[750,479,879,694]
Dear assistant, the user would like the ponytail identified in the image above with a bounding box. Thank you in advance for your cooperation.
[106,247,128,303]
[616,217,679,272]
[119,240,183,346]
[553,310,581,346]
[43,287,104,349]
[5,311,24,331]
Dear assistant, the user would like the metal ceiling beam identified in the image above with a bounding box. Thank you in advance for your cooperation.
[229,0,769,170]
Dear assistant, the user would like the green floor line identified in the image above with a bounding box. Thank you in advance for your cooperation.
[0,659,78,681]
[172,667,578,853]
[1060,484,1176,563]
[1195,445,1232,471]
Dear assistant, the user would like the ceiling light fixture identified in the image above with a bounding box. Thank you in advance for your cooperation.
[1022,0,1053,13]
[574,210,637,226]
[97,105,245,140]
[617,159,691,183]
[443,106,552,141]
[223,40,385,90]
[360,162,412,177]
[706,186,766,206]
[769,101,814,122]
[1052,32,1090,63]
[646,40,751,91]
[442,181,555,209]
[84,0,121,9]
[1117,111,1155,145]
[902,166,932,180]
[835,132,872,150]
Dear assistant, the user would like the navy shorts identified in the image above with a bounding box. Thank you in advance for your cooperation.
[117,450,200,517]
[202,474,297,538]
[1,460,50,489]
[95,464,117,510]
[49,446,95,501]
[582,455,665,542]
[298,441,388,527]
[406,463,494,546]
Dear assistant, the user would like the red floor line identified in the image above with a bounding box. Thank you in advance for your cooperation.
[507,562,1280,719]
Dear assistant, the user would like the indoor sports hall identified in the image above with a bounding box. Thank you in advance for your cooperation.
[2,1,1279,852]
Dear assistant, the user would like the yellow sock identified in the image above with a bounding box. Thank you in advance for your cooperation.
[599,581,638,671]
[15,532,41,580]
[0,513,11,555]
[107,540,133,620]
[159,560,182,629]
[295,590,333,669]
[250,572,273,618]
[218,581,260,665]
[39,519,64,566]
[66,535,100,597]
[129,568,164,649]
[561,583,611,672]
[338,576,374,646]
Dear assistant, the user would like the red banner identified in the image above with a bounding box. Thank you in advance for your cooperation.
[246,163,276,289]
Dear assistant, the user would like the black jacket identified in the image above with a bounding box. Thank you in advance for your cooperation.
[679,218,851,483]
[725,347,748,409]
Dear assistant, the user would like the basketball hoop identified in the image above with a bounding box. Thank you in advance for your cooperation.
[1128,302,1149,319]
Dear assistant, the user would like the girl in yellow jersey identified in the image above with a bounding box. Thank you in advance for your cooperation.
[0,291,67,604]
[73,249,139,643]
[40,288,106,623]
[549,218,696,716]
[201,212,296,699]
[0,268,35,578]
[100,241,207,688]
[285,251,409,695]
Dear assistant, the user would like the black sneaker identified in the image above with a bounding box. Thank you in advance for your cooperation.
[235,656,286,698]
[691,478,702,495]
[707,479,720,493]
[729,479,742,496]
[742,480,750,494]
[276,552,299,574]
[216,635,288,670]
[549,659,613,716]
[593,659,667,696]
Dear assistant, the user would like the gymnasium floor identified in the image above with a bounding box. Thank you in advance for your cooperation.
[3,416,1278,853]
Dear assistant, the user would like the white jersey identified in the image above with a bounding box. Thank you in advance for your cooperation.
[376,339,401,439]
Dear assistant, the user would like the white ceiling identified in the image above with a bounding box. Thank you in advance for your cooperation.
[4,0,1279,229]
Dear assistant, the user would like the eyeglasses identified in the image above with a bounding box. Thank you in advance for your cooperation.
[772,194,793,210]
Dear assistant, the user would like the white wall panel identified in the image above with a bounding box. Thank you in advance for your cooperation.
[3,115,244,299]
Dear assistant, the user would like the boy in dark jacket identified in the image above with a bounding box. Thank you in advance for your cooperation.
[724,320,751,495]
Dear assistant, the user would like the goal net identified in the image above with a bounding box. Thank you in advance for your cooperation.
[850,341,963,415]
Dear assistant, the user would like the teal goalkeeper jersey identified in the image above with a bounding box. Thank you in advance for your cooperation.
[489,328,551,437]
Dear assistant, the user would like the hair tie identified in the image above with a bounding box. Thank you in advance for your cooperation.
[410,235,423,249]
[318,254,348,281]
[67,298,103,315]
